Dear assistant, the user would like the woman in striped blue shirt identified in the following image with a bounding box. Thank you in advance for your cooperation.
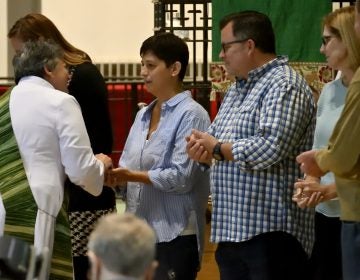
[109,33,211,280]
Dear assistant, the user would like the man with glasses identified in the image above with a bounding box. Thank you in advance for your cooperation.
[187,11,315,280]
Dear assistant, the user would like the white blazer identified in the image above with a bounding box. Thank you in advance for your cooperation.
[9,76,104,256]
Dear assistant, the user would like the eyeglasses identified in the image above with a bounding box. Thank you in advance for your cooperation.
[321,35,336,46]
[221,38,249,53]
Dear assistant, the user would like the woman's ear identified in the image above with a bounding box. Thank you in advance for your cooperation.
[43,64,57,86]
[43,65,53,78]
[171,61,181,77]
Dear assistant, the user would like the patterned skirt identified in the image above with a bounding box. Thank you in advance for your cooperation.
[69,208,116,256]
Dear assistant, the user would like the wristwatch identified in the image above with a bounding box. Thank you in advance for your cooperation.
[212,142,224,161]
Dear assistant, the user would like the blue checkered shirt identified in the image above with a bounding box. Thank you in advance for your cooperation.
[209,56,315,254]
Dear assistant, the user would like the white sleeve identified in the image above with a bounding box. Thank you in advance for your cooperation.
[56,96,104,196]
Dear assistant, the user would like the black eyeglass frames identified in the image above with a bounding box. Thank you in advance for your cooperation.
[221,38,249,53]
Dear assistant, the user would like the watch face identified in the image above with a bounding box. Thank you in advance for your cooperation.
[213,142,224,161]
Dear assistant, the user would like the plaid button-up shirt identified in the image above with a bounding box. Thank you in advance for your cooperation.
[209,56,315,254]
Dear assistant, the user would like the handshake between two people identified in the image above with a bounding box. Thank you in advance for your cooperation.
[94,129,224,189]
[95,153,129,188]
[94,129,220,189]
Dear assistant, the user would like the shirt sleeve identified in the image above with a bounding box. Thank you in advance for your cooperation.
[315,79,360,178]
[148,109,211,193]
[232,84,315,170]
[56,96,104,196]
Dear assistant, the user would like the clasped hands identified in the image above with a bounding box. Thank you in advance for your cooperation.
[293,150,332,208]
[292,178,324,209]
[186,129,217,164]
[95,153,128,188]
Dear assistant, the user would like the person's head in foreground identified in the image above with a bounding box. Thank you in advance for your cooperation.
[88,213,157,280]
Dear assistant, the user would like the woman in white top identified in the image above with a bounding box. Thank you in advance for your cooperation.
[3,40,112,279]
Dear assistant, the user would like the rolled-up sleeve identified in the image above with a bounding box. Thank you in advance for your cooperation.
[149,111,210,193]
[232,84,315,170]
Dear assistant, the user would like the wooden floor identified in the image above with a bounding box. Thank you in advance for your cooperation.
[197,222,220,280]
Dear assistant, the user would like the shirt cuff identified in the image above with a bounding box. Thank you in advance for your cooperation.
[315,149,329,174]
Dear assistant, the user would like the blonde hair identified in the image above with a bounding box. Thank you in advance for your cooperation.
[8,13,90,65]
[322,6,360,71]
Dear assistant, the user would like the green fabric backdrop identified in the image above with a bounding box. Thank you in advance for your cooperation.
[212,0,332,62]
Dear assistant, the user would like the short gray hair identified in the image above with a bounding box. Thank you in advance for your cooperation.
[88,213,156,278]
[12,40,64,83]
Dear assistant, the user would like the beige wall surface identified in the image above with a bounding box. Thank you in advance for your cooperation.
[2,0,153,77]
[41,0,154,63]
[2,0,211,78]
[2,0,41,77]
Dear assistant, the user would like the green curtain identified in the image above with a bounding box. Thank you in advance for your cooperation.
[212,0,332,62]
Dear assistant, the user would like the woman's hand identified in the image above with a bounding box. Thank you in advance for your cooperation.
[104,167,129,187]
[293,177,321,208]
[293,178,337,209]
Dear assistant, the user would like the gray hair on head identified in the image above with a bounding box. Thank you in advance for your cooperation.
[88,213,156,278]
[12,40,64,84]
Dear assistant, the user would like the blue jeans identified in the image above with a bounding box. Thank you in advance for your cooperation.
[341,221,360,280]
[215,231,309,280]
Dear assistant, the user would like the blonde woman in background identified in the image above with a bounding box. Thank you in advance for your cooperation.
[293,6,360,280]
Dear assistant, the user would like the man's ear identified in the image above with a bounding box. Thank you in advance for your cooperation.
[246,39,256,55]
[144,260,158,280]
[171,61,181,77]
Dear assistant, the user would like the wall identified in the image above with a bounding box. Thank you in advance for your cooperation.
[41,0,154,63]
[3,0,211,77]
[2,0,154,77]
[1,0,41,78]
